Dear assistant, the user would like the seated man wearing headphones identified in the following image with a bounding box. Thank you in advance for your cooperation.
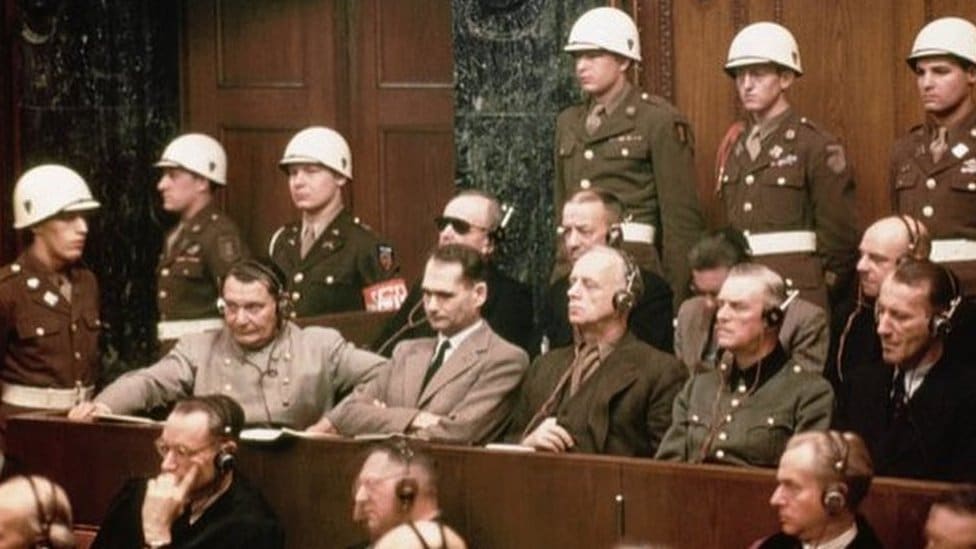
[93,395,283,548]
[542,189,674,353]
[69,260,386,429]
[827,215,931,390]
[656,263,834,467]
[834,258,976,481]
[925,485,976,548]
[755,430,881,548]
[676,227,827,374]
[0,475,75,549]
[350,442,449,548]
[506,245,687,456]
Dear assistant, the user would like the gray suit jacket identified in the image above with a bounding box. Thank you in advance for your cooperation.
[327,321,529,444]
[674,295,828,373]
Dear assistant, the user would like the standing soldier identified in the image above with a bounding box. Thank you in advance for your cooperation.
[269,126,398,317]
[717,22,858,310]
[154,133,249,337]
[555,6,705,305]
[0,165,101,456]
[891,17,976,296]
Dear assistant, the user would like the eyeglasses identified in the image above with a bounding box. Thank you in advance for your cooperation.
[434,216,489,235]
[154,438,216,461]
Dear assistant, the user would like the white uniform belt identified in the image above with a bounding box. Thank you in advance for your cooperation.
[2,383,94,410]
[746,231,817,256]
[158,318,224,341]
[619,222,656,245]
[930,239,976,263]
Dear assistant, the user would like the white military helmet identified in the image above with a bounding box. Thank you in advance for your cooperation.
[155,133,227,185]
[725,22,803,76]
[13,164,100,229]
[907,17,976,67]
[279,126,353,180]
[564,7,642,62]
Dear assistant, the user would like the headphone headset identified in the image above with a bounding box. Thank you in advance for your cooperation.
[217,259,292,324]
[195,395,239,476]
[23,476,53,549]
[488,203,514,244]
[761,289,798,328]
[930,264,962,338]
[897,215,922,261]
[822,432,850,515]
[612,251,641,313]
[392,440,419,514]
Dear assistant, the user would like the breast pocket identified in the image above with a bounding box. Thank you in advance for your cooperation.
[759,164,807,226]
[745,412,794,466]
[172,259,205,279]
[16,314,63,341]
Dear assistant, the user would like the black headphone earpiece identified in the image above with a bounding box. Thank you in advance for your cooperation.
[930,269,962,338]
[392,440,418,513]
[896,215,925,264]
[23,476,53,549]
[214,446,236,475]
[612,253,640,313]
[762,289,798,328]
[822,432,850,515]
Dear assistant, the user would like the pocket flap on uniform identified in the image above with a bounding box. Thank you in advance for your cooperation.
[760,165,805,189]
[604,141,648,160]
[172,260,205,279]
[16,315,62,338]
[558,137,576,157]
[949,178,976,193]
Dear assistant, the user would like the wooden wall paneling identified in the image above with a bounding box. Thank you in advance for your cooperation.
[183,0,340,257]
[346,0,455,283]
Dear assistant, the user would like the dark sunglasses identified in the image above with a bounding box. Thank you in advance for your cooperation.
[434,216,489,235]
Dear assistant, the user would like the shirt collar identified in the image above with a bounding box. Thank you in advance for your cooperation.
[727,343,788,393]
[802,522,857,549]
[438,319,483,352]
[598,81,632,116]
[895,357,938,399]
[751,108,792,141]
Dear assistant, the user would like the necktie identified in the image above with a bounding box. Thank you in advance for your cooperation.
[585,103,605,135]
[165,223,183,256]
[930,126,948,163]
[569,343,600,396]
[890,368,907,419]
[745,125,762,160]
[300,225,316,258]
[420,340,451,394]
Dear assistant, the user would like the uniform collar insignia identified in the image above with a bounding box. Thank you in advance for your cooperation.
[952,142,970,159]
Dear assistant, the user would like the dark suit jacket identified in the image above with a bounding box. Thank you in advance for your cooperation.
[371,264,537,357]
[504,333,686,456]
[543,269,674,353]
[753,515,882,548]
[834,352,976,482]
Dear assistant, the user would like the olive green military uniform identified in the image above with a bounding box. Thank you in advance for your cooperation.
[269,209,397,317]
[891,109,976,295]
[156,204,249,320]
[0,252,100,448]
[655,344,833,467]
[718,110,858,309]
[555,83,705,303]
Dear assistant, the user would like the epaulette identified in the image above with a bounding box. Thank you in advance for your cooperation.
[0,262,24,284]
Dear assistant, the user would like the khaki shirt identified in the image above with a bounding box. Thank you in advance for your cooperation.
[95,321,385,428]
[554,84,705,302]
[157,204,249,320]
[269,209,397,316]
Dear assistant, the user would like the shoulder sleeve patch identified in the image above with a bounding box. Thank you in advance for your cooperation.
[674,121,694,147]
[825,144,848,174]
[217,235,242,263]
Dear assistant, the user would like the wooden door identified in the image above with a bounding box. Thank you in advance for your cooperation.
[182,0,455,282]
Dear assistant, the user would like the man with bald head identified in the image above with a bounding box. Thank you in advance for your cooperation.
[0,476,74,549]
[827,215,930,388]
[506,245,686,456]
[372,189,535,356]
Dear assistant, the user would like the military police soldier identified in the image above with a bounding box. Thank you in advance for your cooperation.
[0,165,101,453]
[269,126,397,317]
[717,22,858,310]
[555,6,705,305]
[155,133,249,334]
[891,17,976,296]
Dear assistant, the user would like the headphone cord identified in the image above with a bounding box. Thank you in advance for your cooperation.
[834,286,866,385]
[238,335,283,427]
[377,299,428,355]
